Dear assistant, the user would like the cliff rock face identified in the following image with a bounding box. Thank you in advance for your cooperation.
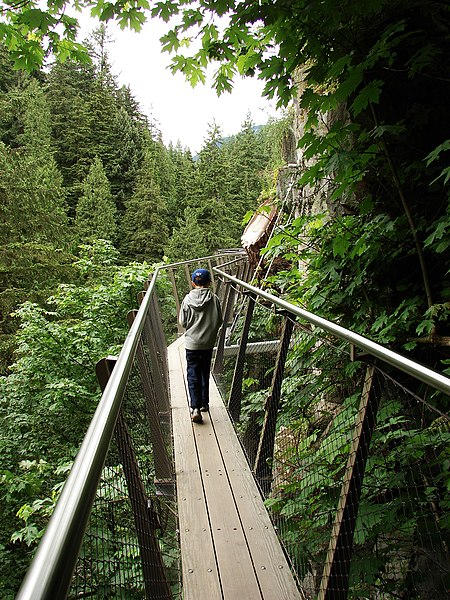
[277,70,355,221]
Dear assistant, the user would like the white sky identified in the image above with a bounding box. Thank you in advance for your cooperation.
[78,15,280,154]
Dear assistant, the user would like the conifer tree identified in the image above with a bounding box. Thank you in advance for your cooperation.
[166,123,236,261]
[0,78,70,367]
[225,115,267,234]
[165,208,209,262]
[75,156,117,242]
[46,28,146,216]
[120,144,169,261]
[166,142,196,226]
[45,58,97,214]
[195,121,230,204]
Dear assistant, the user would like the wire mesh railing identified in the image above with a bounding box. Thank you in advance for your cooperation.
[213,266,450,600]
[17,251,449,600]
[16,252,245,600]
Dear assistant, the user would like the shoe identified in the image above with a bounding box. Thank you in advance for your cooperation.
[191,408,202,423]
[200,405,209,412]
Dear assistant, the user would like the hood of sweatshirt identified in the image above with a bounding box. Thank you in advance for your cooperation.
[185,288,214,310]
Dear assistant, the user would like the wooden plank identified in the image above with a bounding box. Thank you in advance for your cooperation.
[168,343,222,600]
[177,343,263,599]
[208,388,304,599]
[192,419,263,599]
[171,337,303,599]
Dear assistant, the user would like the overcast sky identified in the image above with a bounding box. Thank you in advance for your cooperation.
[78,15,280,154]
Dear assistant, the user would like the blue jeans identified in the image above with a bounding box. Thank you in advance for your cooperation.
[186,349,213,409]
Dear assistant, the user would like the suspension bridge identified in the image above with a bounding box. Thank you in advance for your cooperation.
[16,253,450,599]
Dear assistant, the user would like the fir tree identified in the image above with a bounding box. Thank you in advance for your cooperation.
[120,144,169,261]
[0,78,71,367]
[166,123,236,260]
[166,142,196,226]
[75,156,117,243]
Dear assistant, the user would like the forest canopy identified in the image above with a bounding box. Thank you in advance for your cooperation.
[1,1,450,598]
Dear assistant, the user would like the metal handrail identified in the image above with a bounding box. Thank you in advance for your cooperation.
[161,250,244,270]
[19,255,450,599]
[17,253,243,600]
[214,268,450,397]
[16,267,162,600]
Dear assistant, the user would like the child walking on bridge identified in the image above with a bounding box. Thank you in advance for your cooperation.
[178,268,223,423]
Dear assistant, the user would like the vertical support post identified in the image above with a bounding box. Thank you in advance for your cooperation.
[242,261,252,284]
[168,267,183,335]
[318,364,382,600]
[96,358,172,600]
[212,281,236,378]
[228,293,256,422]
[150,293,169,388]
[207,258,216,292]
[184,263,191,288]
[131,309,170,414]
[137,291,169,396]
[238,261,246,280]
[127,311,172,480]
[215,275,224,301]
[254,314,295,495]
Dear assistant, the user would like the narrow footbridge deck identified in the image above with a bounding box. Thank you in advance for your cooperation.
[168,335,302,600]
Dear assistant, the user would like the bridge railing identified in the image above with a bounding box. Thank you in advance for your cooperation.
[16,252,245,600]
[17,251,449,600]
[213,267,450,600]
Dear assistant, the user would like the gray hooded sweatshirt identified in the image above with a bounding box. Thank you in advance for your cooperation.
[178,287,223,350]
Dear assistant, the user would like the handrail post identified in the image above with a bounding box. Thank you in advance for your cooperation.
[96,358,173,600]
[184,263,191,289]
[228,292,256,422]
[213,281,236,379]
[150,292,170,391]
[254,314,296,495]
[133,303,170,415]
[127,311,173,482]
[207,258,216,292]
[318,363,382,600]
[168,267,183,335]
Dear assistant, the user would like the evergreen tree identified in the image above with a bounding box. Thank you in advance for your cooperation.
[166,142,196,226]
[117,84,148,128]
[0,78,68,246]
[75,156,117,242]
[45,58,97,214]
[120,143,169,261]
[225,115,267,235]
[166,123,236,261]
[46,29,146,216]
[0,46,26,147]
[0,78,71,369]
[195,122,230,203]
[165,208,210,262]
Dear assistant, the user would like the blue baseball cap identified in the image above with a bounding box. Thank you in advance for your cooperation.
[191,268,211,285]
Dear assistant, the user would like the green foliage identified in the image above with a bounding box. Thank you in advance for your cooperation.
[119,138,171,262]
[0,76,73,360]
[0,240,152,594]
[75,156,117,242]
[45,35,147,215]
[260,329,450,597]
[0,3,89,71]
[165,117,281,261]
[263,205,450,351]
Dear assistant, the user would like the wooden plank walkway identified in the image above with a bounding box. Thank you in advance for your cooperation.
[168,335,304,600]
